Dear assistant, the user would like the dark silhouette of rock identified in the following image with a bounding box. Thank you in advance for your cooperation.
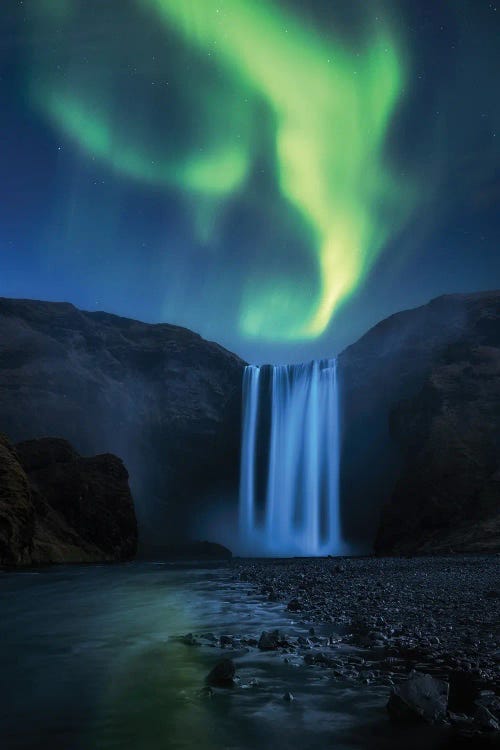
[258,629,289,650]
[0,298,244,551]
[387,671,449,725]
[0,435,137,565]
[206,658,235,687]
[339,290,500,553]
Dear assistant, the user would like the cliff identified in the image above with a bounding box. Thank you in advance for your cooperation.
[2,291,498,557]
[0,298,245,550]
[339,290,500,554]
[375,327,500,554]
[0,435,137,565]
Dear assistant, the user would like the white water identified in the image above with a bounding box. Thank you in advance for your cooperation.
[239,359,342,556]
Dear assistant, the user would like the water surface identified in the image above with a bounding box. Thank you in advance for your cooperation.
[0,563,486,749]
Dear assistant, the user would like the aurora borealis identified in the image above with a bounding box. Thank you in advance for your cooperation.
[1,0,499,362]
[138,0,406,340]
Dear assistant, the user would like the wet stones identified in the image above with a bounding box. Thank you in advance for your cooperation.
[233,555,500,699]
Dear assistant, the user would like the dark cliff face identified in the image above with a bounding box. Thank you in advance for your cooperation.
[2,292,498,557]
[339,290,500,553]
[0,435,34,564]
[374,316,500,554]
[0,298,245,550]
[0,435,137,565]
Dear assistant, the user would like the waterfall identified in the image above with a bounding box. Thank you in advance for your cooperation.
[239,359,342,556]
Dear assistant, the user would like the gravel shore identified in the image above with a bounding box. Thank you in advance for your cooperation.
[229,555,500,733]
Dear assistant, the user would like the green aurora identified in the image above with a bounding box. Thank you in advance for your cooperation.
[30,0,412,341]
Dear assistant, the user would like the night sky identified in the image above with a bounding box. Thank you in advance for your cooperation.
[1,0,499,364]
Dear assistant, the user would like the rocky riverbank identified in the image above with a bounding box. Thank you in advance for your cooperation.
[204,556,500,739]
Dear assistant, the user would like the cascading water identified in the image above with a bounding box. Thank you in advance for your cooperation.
[239,359,342,556]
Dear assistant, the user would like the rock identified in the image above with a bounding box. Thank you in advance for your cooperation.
[474,705,500,732]
[206,658,236,687]
[199,633,218,645]
[304,652,336,667]
[0,435,137,565]
[287,598,301,612]
[476,692,500,719]
[448,712,475,729]
[0,297,244,552]
[258,630,287,651]
[180,633,198,646]
[387,671,449,725]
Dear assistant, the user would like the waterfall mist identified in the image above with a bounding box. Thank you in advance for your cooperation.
[239,359,344,556]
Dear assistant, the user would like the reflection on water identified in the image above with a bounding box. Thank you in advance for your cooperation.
[0,563,491,749]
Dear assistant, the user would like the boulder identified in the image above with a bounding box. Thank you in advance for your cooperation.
[387,671,449,725]
[206,658,236,687]
[258,630,288,651]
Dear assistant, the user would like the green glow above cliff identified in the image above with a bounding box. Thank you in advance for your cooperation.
[143,0,406,339]
[31,0,408,341]
[39,89,250,196]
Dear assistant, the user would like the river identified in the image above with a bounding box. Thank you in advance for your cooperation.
[0,562,482,749]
